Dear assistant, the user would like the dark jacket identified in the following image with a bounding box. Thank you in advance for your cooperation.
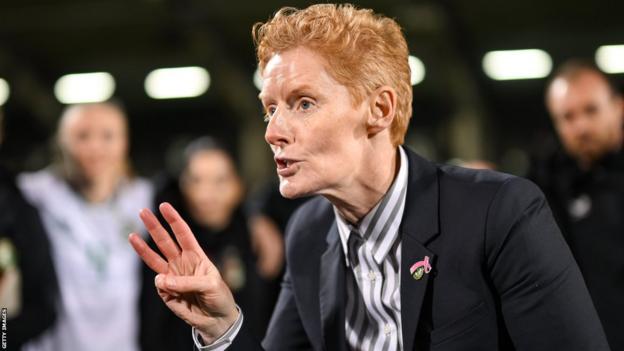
[530,148,624,351]
[229,148,608,351]
[0,166,57,349]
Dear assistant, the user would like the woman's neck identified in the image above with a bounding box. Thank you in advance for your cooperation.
[72,172,123,203]
[328,146,400,225]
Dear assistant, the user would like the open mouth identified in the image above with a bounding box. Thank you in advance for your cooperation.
[275,157,299,176]
[276,158,290,169]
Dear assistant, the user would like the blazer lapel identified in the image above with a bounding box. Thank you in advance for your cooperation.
[319,221,347,351]
[401,236,436,351]
[400,149,440,351]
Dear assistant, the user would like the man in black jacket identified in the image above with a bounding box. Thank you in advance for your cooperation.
[530,60,624,350]
[130,4,609,350]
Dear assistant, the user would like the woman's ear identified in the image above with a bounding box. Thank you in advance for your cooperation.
[367,86,397,136]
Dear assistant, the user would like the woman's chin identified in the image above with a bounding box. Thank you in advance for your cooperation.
[278,179,314,199]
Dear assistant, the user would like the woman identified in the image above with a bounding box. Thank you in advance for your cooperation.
[18,102,152,351]
[140,136,264,351]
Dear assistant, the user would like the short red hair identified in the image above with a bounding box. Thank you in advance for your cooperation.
[253,4,412,146]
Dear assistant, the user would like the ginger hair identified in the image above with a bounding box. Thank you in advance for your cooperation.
[253,3,412,146]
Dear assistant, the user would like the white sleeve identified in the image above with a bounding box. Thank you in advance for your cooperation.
[192,306,244,350]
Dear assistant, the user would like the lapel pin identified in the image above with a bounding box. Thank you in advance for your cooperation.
[410,256,432,280]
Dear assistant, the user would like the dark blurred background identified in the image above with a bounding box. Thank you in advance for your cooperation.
[0,0,622,189]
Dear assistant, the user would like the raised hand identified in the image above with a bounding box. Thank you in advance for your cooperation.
[128,202,239,344]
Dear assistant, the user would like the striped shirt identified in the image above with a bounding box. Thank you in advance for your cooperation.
[335,146,408,351]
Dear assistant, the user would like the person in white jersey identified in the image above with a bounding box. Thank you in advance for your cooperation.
[19,102,152,351]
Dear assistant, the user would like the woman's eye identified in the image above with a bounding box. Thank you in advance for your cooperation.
[300,100,313,110]
[76,132,89,141]
[102,131,114,141]
[263,106,276,122]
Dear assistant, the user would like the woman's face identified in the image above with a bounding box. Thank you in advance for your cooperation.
[59,104,128,182]
[260,47,371,200]
[180,150,242,229]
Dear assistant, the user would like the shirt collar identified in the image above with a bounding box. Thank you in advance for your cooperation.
[334,146,409,265]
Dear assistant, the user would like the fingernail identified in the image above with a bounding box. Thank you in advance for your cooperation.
[155,274,163,287]
[167,277,176,288]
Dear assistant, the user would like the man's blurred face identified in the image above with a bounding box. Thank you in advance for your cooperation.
[260,46,369,199]
[547,71,623,166]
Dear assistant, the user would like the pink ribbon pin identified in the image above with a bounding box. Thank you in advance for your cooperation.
[410,256,432,280]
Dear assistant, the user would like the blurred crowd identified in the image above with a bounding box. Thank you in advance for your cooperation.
[0,101,305,351]
[0,58,622,350]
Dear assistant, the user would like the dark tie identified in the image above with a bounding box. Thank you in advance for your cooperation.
[347,230,364,269]
[345,230,370,351]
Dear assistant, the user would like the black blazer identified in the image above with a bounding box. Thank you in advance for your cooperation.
[229,149,609,350]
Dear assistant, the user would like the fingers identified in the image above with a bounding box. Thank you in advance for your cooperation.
[128,233,168,273]
[154,259,222,294]
[139,208,181,260]
[155,272,218,294]
[159,202,204,253]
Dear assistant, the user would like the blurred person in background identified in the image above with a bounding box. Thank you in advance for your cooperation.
[18,102,153,351]
[140,136,266,351]
[0,110,58,350]
[248,183,287,281]
[247,181,310,331]
[530,60,624,350]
